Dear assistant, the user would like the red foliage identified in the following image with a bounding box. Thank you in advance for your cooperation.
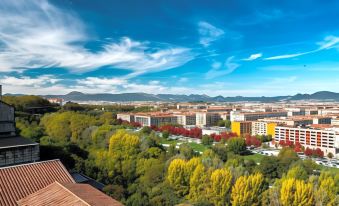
[279,139,294,148]
[314,148,324,158]
[156,125,202,139]
[245,135,262,147]
[294,142,303,153]
[304,147,324,157]
[304,147,313,156]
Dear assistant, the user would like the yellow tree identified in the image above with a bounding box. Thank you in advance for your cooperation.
[316,176,336,206]
[280,178,314,206]
[208,168,232,206]
[187,164,208,202]
[231,173,265,206]
[167,159,190,196]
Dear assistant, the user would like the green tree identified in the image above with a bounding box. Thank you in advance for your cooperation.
[286,165,308,180]
[226,137,246,155]
[259,156,279,179]
[202,135,214,146]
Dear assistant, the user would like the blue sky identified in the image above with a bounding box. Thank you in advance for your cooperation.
[1,0,339,96]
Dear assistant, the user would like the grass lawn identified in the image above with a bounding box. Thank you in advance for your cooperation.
[188,142,208,153]
[243,153,266,163]
[159,137,178,145]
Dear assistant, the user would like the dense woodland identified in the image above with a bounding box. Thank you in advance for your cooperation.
[3,96,339,206]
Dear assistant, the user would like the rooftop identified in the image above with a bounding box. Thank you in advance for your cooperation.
[17,182,123,206]
[0,136,38,149]
[0,159,75,206]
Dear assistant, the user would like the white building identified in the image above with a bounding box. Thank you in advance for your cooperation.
[274,125,339,157]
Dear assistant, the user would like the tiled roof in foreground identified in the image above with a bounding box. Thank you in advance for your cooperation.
[0,159,75,206]
[17,182,123,206]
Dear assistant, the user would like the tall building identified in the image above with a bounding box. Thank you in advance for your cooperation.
[0,86,39,167]
[195,112,221,127]
[274,125,339,156]
[174,113,196,126]
[134,113,177,127]
[231,121,252,136]
[251,121,276,136]
[230,111,288,122]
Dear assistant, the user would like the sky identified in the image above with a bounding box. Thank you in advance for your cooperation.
[1,0,339,96]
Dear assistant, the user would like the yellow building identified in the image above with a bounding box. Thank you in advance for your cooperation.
[231,121,252,136]
[251,121,276,136]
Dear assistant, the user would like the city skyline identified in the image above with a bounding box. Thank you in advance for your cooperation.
[1,0,339,96]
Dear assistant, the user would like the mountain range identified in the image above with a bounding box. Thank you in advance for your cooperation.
[35,91,339,102]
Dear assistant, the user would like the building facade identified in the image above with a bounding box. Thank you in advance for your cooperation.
[0,91,39,167]
[274,125,339,156]
[230,111,288,122]
[251,121,276,136]
[196,112,221,127]
[231,121,252,136]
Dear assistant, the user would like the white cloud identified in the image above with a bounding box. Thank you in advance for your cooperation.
[265,35,339,60]
[317,35,339,50]
[0,0,194,75]
[243,53,262,61]
[1,75,60,86]
[198,21,224,47]
[205,56,240,79]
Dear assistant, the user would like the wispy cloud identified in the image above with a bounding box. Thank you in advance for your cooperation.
[265,35,339,60]
[198,21,224,47]
[0,0,194,75]
[205,56,240,79]
[243,53,262,61]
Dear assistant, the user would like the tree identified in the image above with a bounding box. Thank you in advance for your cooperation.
[179,143,195,159]
[140,126,152,134]
[327,152,334,159]
[167,159,190,197]
[202,135,214,146]
[188,164,208,202]
[304,147,313,156]
[259,156,279,179]
[286,165,308,180]
[277,147,299,177]
[208,168,232,206]
[226,137,246,155]
[162,130,169,139]
[315,176,336,206]
[231,173,266,206]
[280,178,314,206]
[212,143,228,162]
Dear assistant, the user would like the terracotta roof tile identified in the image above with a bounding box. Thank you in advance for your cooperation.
[0,160,74,206]
[17,182,123,206]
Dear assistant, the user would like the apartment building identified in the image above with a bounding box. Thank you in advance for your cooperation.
[117,113,135,122]
[274,125,339,156]
[230,111,288,122]
[231,121,252,136]
[0,87,40,167]
[134,113,177,127]
[251,121,277,136]
[259,116,332,127]
[174,113,196,126]
[195,112,221,127]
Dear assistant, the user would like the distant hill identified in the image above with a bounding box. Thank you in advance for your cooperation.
[29,90,339,102]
